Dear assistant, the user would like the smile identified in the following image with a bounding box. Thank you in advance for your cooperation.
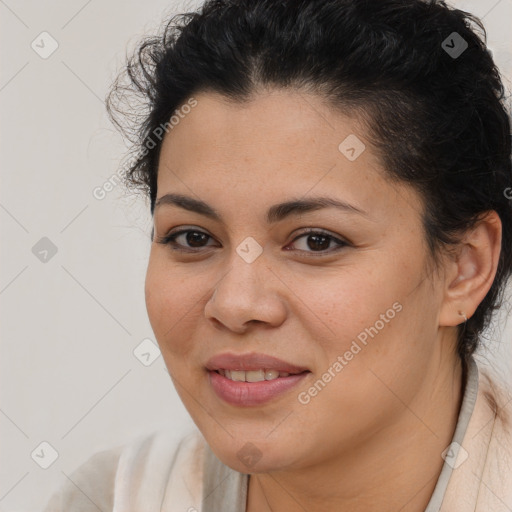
[208,369,310,406]
[216,369,299,382]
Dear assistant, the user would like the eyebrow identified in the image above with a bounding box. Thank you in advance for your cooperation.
[154,192,368,223]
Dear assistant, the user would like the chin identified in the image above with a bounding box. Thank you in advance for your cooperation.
[206,433,299,474]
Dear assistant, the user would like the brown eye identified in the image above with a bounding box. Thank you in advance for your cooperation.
[157,229,217,251]
[182,231,210,247]
[288,230,348,256]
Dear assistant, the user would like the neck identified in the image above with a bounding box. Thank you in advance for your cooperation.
[246,350,464,512]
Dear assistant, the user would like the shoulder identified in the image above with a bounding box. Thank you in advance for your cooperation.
[438,358,512,511]
[42,443,124,512]
[43,428,206,512]
[456,363,512,512]
[471,360,512,509]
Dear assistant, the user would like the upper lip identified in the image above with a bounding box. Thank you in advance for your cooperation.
[206,352,310,373]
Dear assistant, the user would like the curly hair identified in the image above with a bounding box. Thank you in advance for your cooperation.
[106,0,512,369]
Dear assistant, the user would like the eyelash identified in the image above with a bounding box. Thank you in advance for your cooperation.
[156,228,349,257]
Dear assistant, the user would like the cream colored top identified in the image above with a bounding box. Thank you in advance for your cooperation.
[43,356,512,511]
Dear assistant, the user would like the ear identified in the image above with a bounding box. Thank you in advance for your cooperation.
[439,210,502,327]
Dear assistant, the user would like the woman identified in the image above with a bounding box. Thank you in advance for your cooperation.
[44,0,512,510]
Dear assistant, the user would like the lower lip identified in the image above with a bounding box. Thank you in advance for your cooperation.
[208,370,309,406]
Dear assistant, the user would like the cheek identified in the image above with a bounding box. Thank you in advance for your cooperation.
[145,259,184,350]
[293,266,399,349]
[302,266,436,416]
[299,253,430,377]
[144,260,169,333]
[144,255,208,361]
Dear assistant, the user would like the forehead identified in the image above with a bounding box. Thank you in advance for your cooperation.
[156,89,422,224]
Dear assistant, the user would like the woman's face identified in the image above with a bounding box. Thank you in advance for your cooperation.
[146,89,450,473]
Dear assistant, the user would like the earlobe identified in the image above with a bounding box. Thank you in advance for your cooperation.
[457,310,468,323]
[439,211,502,327]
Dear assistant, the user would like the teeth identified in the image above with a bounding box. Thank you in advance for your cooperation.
[246,370,266,382]
[230,370,246,382]
[220,369,294,382]
[265,370,279,380]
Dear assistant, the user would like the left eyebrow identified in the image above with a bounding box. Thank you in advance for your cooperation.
[154,193,369,223]
[266,196,369,223]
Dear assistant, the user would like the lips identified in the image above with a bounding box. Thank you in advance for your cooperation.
[209,371,309,406]
[205,352,310,406]
[205,352,309,374]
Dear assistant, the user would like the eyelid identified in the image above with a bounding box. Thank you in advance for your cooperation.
[291,227,348,243]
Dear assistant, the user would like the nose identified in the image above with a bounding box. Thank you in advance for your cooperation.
[204,251,287,334]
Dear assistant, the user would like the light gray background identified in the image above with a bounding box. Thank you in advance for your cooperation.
[1,0,511,510]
